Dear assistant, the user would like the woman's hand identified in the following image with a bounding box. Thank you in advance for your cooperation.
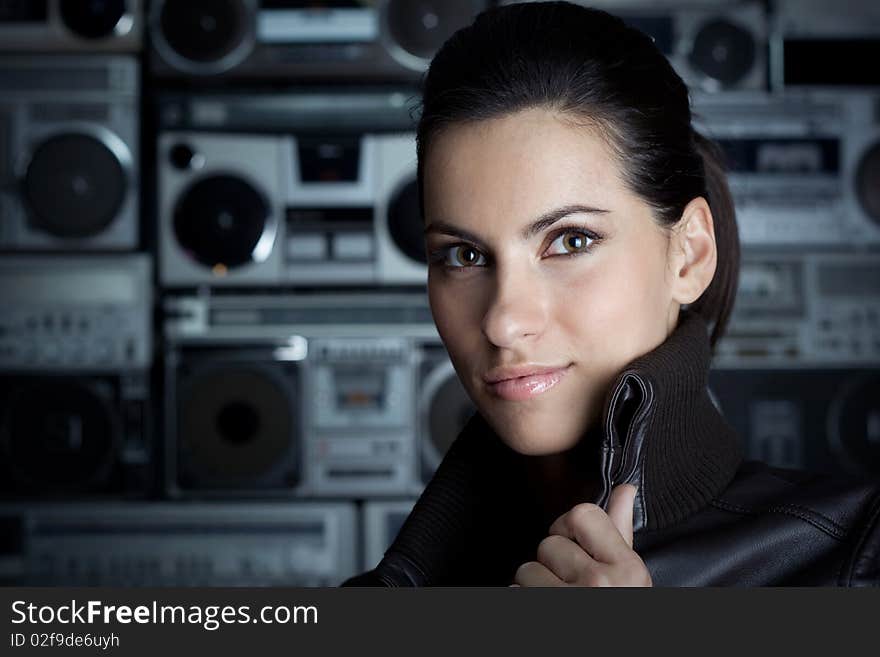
[511,484,653,587]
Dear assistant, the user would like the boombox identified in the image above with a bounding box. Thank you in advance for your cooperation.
[0,255,153,499]
[149,0,490,81]
[0,56,140,252]
[163,292,444,499]
[504,0,767,92]
[692,91,880,249]
[0,502,358,586]
[0,0,143,52]
[771,0,880,89]
[158,125,424,287]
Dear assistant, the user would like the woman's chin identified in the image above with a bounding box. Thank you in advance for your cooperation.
[478,398,599,457]
[491,421,586,457]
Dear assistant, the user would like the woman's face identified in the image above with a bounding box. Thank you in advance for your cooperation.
[423,108,684,456]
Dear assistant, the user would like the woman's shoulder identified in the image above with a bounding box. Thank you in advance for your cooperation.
[714,459,880,531]
[714,460,880,584]
[637,460,880,585]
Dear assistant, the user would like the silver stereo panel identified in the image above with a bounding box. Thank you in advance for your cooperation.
[0,502,358,586]
[714,251,880,369]
[361,499,416,572]
[0,0,143,52]
[504,0,767,92]
[149,0,488,81]
[0,254,152,372]
[156,88,418,135]
[163,292,437,342]
[0,56,140,251]
[302,337,419,497]
[693,91,880,249]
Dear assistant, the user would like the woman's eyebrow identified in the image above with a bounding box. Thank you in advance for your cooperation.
[423,221,486,247]
[520,204,610,240]
[424,204,610,245]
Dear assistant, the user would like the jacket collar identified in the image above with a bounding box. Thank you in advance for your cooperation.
[595,309,743,531]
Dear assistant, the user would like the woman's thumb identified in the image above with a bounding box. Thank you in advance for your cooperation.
[607,483,637,548]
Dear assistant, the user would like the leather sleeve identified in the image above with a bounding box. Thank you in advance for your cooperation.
[844,490,880,586]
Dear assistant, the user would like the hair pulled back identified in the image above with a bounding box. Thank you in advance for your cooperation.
[415,1,739,347]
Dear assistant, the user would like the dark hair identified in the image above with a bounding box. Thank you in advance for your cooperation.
[415,1,739,347]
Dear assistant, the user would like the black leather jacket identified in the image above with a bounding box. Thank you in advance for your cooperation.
[343,312,880,586]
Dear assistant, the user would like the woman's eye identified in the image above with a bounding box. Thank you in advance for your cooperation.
[444,245,486,267]
[545,230,595,256]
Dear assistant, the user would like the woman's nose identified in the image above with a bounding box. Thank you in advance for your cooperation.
[480,270,548,349]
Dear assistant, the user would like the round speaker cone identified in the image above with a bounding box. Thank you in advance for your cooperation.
[178,367,294,482]
[24,133,126,239]
[831,375,880,476]
[856,142,880,224]
[1,380,116,491]
[428,374,475,459]
[387,178,427,264]
[386,0,484,61]
[173,174,271,270]
[60,0,127,40]
[159,0,250,64]
[689,19,756,86]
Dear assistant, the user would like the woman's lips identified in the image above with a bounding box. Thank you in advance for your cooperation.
[484,365,572,401]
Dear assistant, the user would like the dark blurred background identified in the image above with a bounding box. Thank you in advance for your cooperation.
[0,0,877,586]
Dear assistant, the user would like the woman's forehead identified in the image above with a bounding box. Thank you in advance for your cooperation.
[423,109,630,226]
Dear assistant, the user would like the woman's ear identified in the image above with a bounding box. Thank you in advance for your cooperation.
[669,197,717,305]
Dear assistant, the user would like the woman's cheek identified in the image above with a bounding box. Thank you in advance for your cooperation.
[429,277,470,353]
[431,270,485,323]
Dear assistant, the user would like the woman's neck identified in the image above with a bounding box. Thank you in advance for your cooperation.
[521,425,604,530]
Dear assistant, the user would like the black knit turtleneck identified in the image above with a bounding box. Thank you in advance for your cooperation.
[343,310,743,586]
[597,308,743,531]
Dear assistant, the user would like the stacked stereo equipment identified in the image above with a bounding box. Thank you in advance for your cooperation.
[148,0,491,81]
[4,0,879,585]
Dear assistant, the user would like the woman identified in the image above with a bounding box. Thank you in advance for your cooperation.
[344,1,880,586]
